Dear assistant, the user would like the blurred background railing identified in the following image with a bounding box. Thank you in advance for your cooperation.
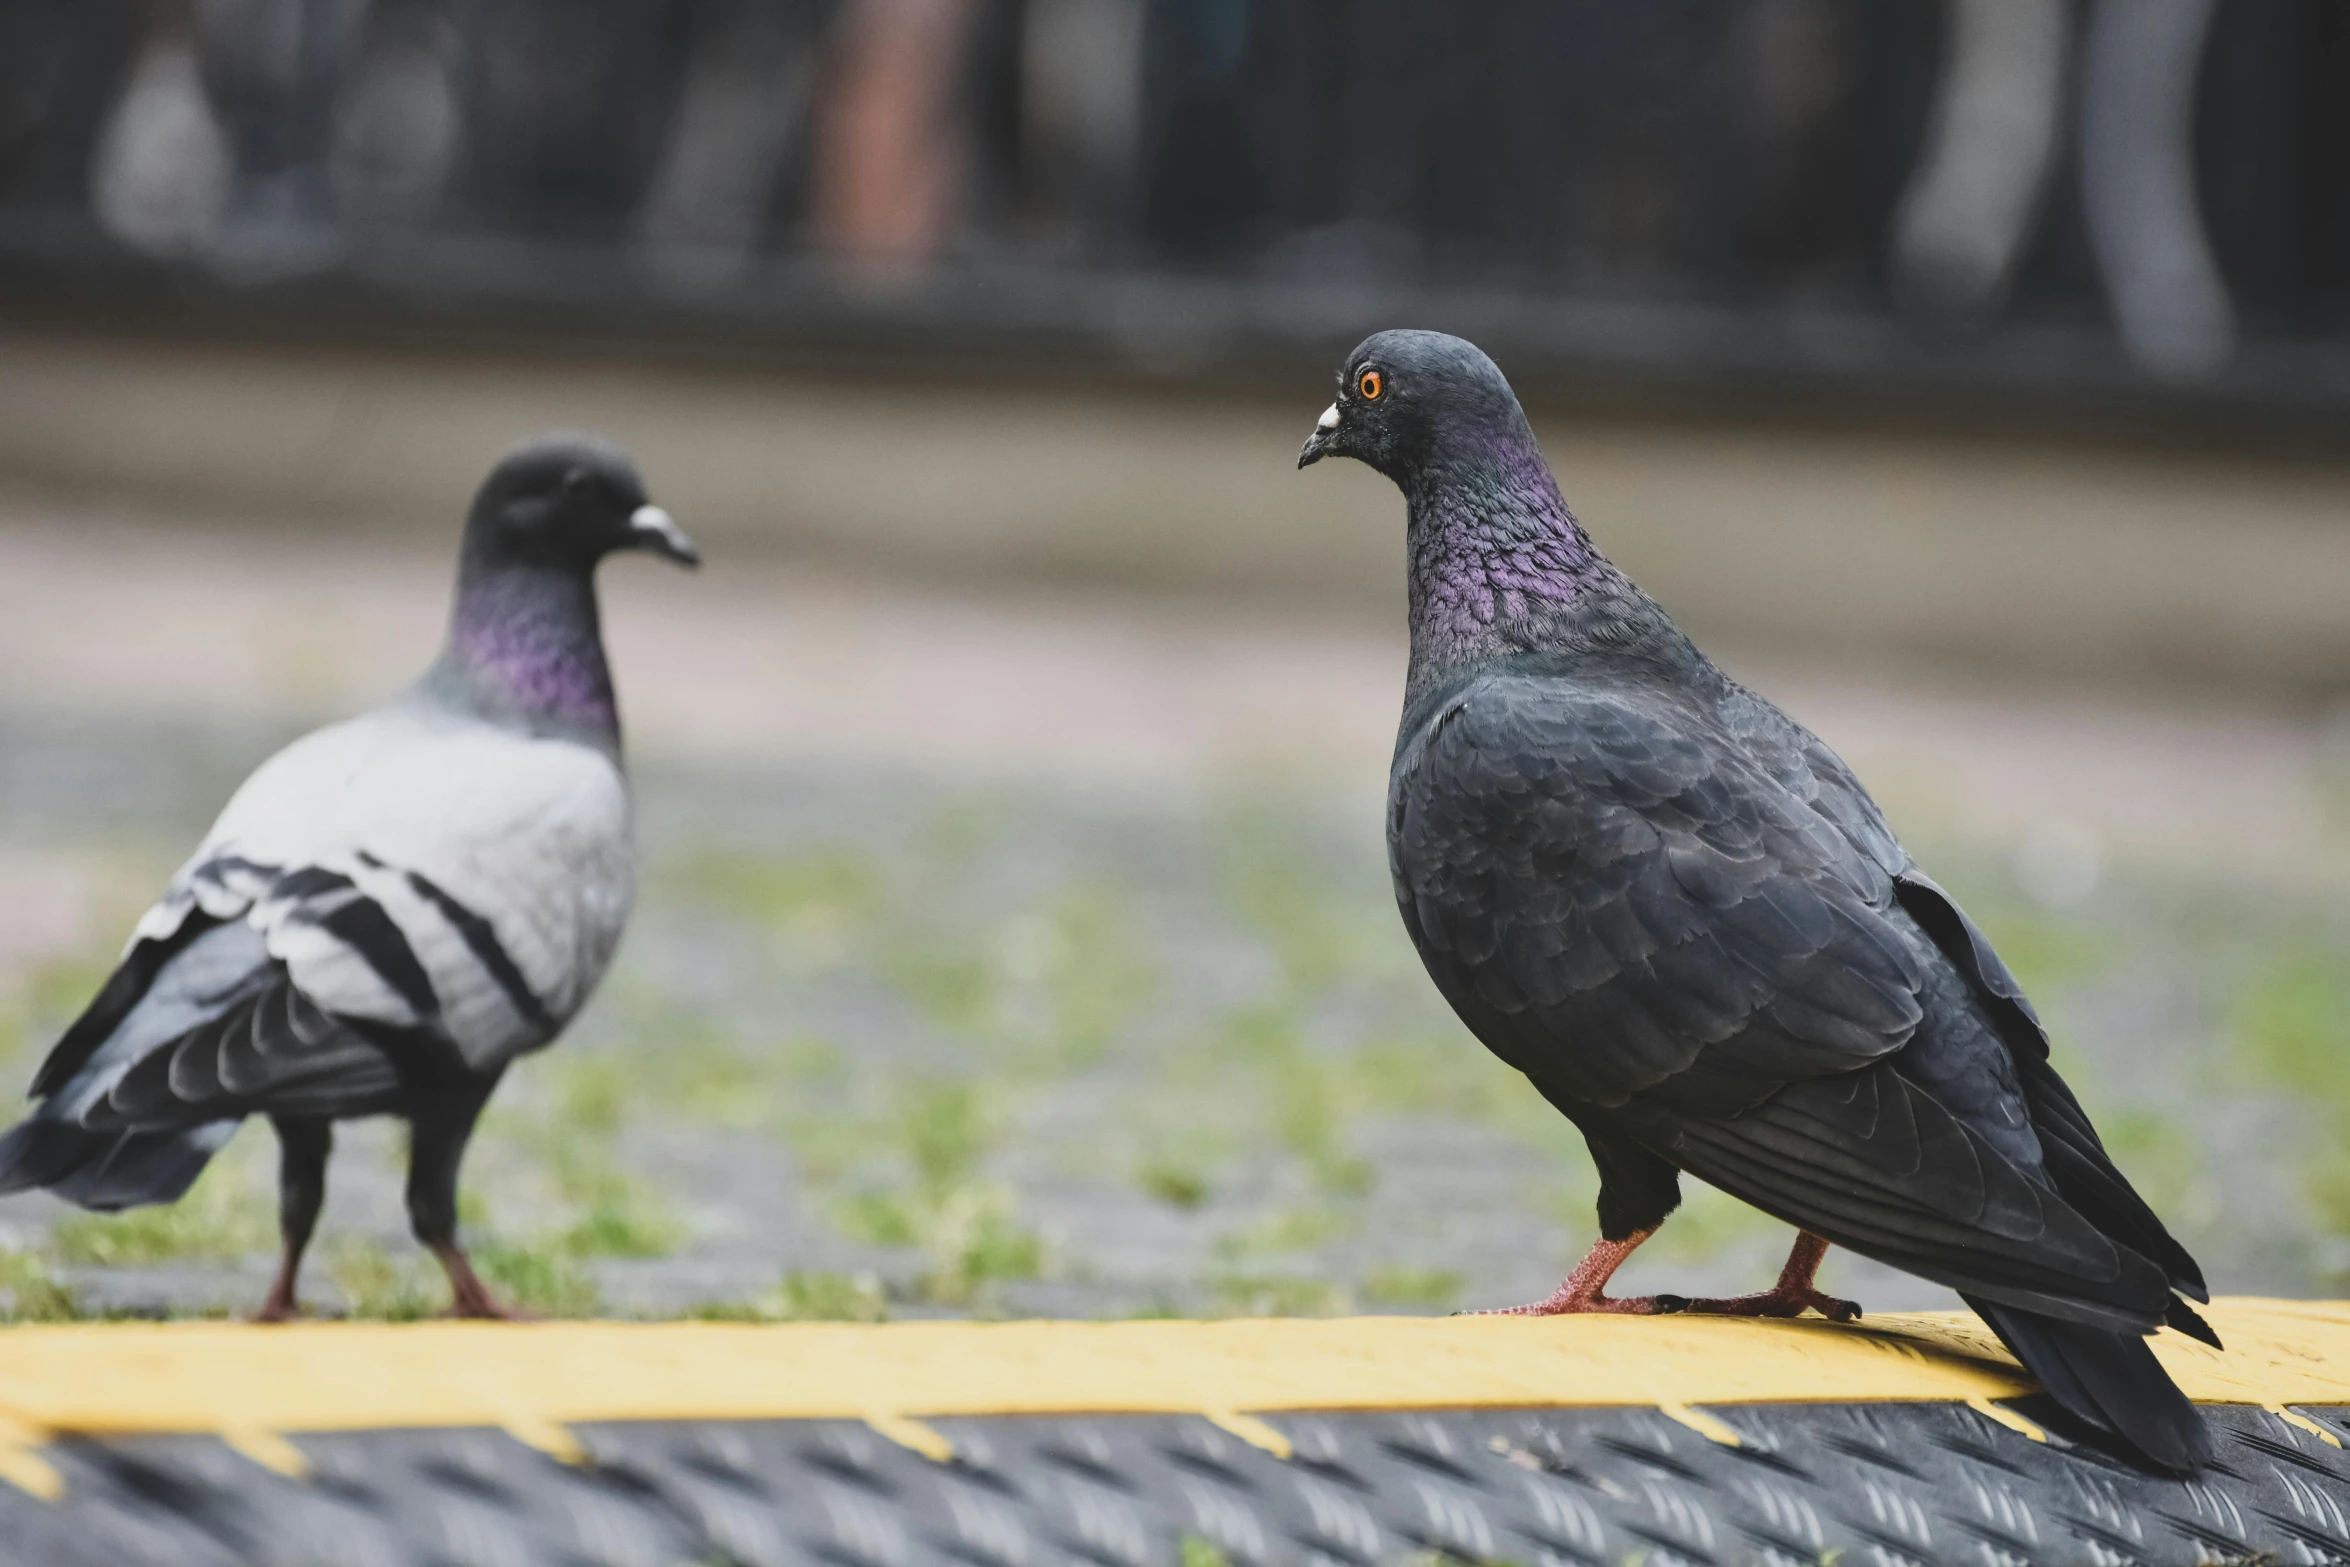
[1,0,2346,423]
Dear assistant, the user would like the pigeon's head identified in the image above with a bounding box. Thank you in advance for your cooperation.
[465,433,700,574]
[1297,330,1533,483]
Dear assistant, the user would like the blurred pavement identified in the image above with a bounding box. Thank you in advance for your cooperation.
[0,476,2343,1321]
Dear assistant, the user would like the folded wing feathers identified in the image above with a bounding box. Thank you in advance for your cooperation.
[1400,668,2212,1361]
[29,717,630,1125]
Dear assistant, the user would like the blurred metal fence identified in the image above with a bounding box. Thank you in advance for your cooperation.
[0,0,2346,419]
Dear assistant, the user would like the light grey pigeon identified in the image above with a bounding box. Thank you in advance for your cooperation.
[0,433,698,1319]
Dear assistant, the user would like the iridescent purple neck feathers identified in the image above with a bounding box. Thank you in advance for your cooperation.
[1403,432,1619,690]
[434,563,619,744]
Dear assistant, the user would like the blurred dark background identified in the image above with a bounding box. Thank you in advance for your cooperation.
[1,0,2347,412]
[0,1,2345,1325]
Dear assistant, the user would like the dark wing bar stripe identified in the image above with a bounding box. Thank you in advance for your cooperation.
[285,870,442,1023]
[398,868,556,1034]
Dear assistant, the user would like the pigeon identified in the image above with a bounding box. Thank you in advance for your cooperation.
[1300,330,2217,1472]
[0,433,698,1320]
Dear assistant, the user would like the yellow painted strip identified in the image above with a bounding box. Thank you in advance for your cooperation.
[1967,1396,2049,1444]
[864,1412,954,1463]
[0,1441,61,1501]
[501,1418,588,1466]
[0,1411,60,1501]
[218,1425,308,1480]
[1656,1402,1742,1447]
[0,1299,2335,1439]
[1204,1410,1293,1459]
[2266,1403,2344,1448]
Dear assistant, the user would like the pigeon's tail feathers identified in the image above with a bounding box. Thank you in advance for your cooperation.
[0,1116,98,1195]
[31,909,223,1099]
[0,1115,231,1212]
[2166,1295,2223,1350]
[1964,1293,2214,1472]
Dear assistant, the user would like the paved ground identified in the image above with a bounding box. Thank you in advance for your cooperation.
[8,324,2350,691]
[0,506,2344,1324]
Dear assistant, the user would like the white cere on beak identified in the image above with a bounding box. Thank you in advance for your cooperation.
[1316,403,1341,431]
[627,503,700,565]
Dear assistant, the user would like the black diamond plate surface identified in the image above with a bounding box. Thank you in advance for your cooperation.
[4,1401,2349,1566]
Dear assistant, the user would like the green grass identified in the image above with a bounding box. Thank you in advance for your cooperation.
[1205,1272,1349,1318]
[1356,1032,1553,1133]
[2235,942,2350,1239]
[1647,1183,1782,1263]
[474,1237,603,1317]
[2095,1107,2204,1227]
[669,847,884,970]
[325,1237,442,1321]
[886,889,1154,1070]
[1361,1266,1464,1310]
[555,1187,683,1261]
[1219,816,1396,999]
[824,1079,1045,1308]
[0,1248,81,1322]
[836,1181,1043,1308]
[1135,1145,1217,1210]
[48,1136,274,1266]
[1214,1206,1349,1262]
[649,1026,845,1131]
[684,1270,889,1324]
[464,1053,687,1300]
[16,781,2279,1328]
[1204,1006,1375,1198]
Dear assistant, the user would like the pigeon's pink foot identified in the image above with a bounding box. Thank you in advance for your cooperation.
[1470,1287,1682,1317]
[442,1298,539,1323]
[432,1243,536,1321]
[1677,1231,1860,1322]
[1674,1284,1861,1322]
[249,1256,305,1323]
[1463,1229,1680,1317]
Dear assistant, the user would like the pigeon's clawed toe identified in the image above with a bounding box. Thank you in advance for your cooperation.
[431,1243,534,1322]
[1464,1292,1682,1318]
[1670,1231,1861,1323]
[1307,330,2215,1474]
[1674,1288,1862,1324]
[0,432,684,1323]
[1460,1229,1685,1317]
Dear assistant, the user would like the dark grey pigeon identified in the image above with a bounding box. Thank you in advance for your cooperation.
[0,433,698,1320]
[1300,331,2217,1472]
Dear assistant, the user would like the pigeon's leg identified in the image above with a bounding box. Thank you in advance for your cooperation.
[253,1116,332,1323]
[1674,1231,1862,1322]
[1465,1228,1681,1316]
[405,1084,530,1321]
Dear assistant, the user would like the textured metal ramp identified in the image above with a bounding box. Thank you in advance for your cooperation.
[7,1402,2350,1566]
[5,1301,2350,1566]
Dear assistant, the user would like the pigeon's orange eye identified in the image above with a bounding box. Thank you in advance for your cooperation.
[1357,368,1383,401]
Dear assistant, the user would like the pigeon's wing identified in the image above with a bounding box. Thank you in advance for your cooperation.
[1719,681,2207,1303]
[39,919,403,1130]
[1389,667,1928,1115]
[1650,1042,2177,1332]
[1890,870,2210,1304]
[28,704,633,1124]
[154,704,632,1065]
[1388,667,2176,1331]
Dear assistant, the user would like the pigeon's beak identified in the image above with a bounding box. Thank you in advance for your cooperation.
[1297,402,1342,469]
[626,504,700,568]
